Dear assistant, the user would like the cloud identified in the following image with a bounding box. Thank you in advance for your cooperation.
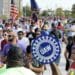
[22,0,75,10]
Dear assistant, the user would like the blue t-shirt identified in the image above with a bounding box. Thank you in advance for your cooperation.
[41,30,50,36]
[2,44,15,56]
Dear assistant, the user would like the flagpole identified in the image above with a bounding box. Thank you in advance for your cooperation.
[19,0,20,17]
[30,0,39,23]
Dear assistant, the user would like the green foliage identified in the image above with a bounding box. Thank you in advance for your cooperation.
[0,15,7,19]
[19,10,23,17]
[41,10,49,17]
[55,8,65,17]
[71,4,75,18]
[64,10,71,18]
[23,5,32,16]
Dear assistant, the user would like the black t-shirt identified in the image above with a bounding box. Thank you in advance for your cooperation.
[51,30,62,38]
[26,32,35,43]
[66,43,73,58]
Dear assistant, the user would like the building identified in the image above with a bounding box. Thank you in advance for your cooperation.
[0,0,22,18]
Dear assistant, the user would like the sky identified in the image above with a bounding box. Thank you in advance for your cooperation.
[22,0,75,10]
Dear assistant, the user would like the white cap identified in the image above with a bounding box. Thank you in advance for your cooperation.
[17,28,24,33]
[0,28,3,30]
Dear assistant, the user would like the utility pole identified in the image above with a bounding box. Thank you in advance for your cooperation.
[19,0,21,17]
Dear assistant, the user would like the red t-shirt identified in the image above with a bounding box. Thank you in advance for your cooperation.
[70,62,75,69]
[1,39,8,50]
[57,25,64,31]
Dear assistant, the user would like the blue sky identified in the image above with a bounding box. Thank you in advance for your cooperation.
[22,0,75,10]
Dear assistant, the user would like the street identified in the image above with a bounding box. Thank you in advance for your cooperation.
[59,42,67,75]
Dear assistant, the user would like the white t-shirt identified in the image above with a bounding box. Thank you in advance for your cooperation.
[24,24,30,33]
[17,37,30,53]
[54,20,58,27]
[0,67,36,75]
[71,25,75,36]
[65,24,75,37]
[68,25,75,37]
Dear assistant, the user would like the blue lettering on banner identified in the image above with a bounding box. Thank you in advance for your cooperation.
[39,42,53,57]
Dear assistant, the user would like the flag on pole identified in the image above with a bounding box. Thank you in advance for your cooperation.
[30,0,39,11]
[10,0,19,20]
[30,0,39,23]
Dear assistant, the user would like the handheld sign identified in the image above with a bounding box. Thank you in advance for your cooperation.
[31,35,61,64]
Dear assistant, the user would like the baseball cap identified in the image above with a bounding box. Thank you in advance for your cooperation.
[17,28,23,32]
[17,28,24,34]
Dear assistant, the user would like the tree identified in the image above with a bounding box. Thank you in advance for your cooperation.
[23,5,32,17]
[55,8,65,17]
[0,15,7,20]
[64,10,71,18]
[19,10,23,17]
[41,10,49,17]
[71,4,75,18]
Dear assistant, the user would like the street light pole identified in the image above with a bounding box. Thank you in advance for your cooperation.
[25,5,26,17]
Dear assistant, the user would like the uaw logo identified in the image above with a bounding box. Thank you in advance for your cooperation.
[32,35,61,64]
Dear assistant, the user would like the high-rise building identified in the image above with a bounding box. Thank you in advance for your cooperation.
[0,0,22,18]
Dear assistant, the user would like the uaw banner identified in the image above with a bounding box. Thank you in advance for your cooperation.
[31,35,61,64]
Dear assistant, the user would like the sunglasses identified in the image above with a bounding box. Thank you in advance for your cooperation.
[8,34,17,38]
[3,34,8,36]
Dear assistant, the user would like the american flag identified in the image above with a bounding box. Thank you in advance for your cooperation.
[10,0,19,20]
